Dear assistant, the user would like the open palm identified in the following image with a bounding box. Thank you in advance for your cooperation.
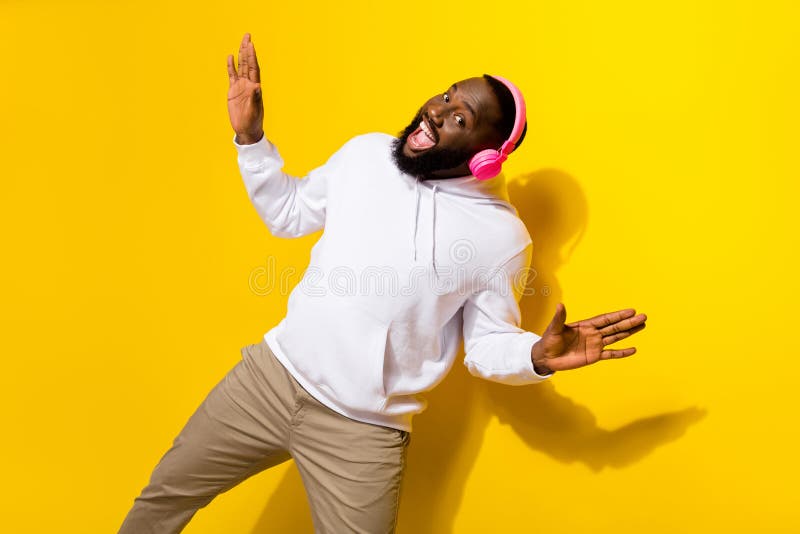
[532,303,647,373]
[227,33,264,143]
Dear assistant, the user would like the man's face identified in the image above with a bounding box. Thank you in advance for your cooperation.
[391,77,505,180]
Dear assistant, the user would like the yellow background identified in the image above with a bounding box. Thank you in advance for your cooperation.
[1,1,798,532]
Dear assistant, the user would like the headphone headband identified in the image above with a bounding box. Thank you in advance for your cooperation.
[467,75,527,180]
[488,75,527,156]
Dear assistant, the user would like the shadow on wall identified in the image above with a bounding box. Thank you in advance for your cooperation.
[249,169,707,534]
[493,170,705,468]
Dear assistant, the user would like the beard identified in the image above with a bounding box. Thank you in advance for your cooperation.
[390,110,473,180]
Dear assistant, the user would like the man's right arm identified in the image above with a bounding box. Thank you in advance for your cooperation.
[227,33,335,238]
[233,131,344,238]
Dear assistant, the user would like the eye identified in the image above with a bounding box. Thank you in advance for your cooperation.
[455,115,465,128]
[443,92,450,103]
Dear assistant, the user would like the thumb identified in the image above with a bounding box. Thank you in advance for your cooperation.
[548,302,567,335]
[253,86,262,102]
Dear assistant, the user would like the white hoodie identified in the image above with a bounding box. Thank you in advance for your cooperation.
[234,132,552,431]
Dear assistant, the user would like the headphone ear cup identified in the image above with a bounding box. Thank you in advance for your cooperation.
[469,149,503,181]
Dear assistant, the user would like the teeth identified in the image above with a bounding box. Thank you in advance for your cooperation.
[419,120,435,142]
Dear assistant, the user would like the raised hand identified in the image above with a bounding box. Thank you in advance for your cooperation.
[531,303,647,374]
[227,33,264,144]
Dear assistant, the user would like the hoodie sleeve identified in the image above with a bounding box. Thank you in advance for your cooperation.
[233,133,345,238]
[462,244,554,385]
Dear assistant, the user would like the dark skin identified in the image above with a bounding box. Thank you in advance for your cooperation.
[227,33,648,376]
[399,76,506,179]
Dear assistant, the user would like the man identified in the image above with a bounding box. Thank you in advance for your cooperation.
[119,33,647,534]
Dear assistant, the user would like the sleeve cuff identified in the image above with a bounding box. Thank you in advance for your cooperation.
[232,132,280,171]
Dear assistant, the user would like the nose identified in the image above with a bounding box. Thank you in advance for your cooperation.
[427,103,445,128]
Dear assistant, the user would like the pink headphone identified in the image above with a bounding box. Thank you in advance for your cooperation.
[468,75,527,181]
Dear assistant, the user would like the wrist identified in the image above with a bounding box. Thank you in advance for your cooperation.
[531,341,554,375]
[235,130,264,145]
[533,360,553,376]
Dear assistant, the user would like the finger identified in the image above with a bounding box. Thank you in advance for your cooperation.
[239,33,250,80]
[598,313,647,336]
[602,323,646,345]
[248,40,260,83]
[548,302,567,335]
[600,347,636,360]
[586,308,636,328]
[227,54,238,86]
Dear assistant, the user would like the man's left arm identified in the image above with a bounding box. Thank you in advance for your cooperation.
[462,244,648,383]
[462,244,554,385]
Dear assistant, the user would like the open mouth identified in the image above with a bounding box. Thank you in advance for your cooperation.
[406,115,438,152]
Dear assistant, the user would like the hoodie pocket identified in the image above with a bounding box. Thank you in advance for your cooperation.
[278,294,390,413]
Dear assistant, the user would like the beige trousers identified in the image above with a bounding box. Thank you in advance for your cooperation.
[119,339,410,534]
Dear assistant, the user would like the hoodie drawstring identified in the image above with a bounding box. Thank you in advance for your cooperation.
[431,184,439,276]
[411,179,439,277]
[412,179,421,261]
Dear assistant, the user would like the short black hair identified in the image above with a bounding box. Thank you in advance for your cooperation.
[483,74,527,152]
